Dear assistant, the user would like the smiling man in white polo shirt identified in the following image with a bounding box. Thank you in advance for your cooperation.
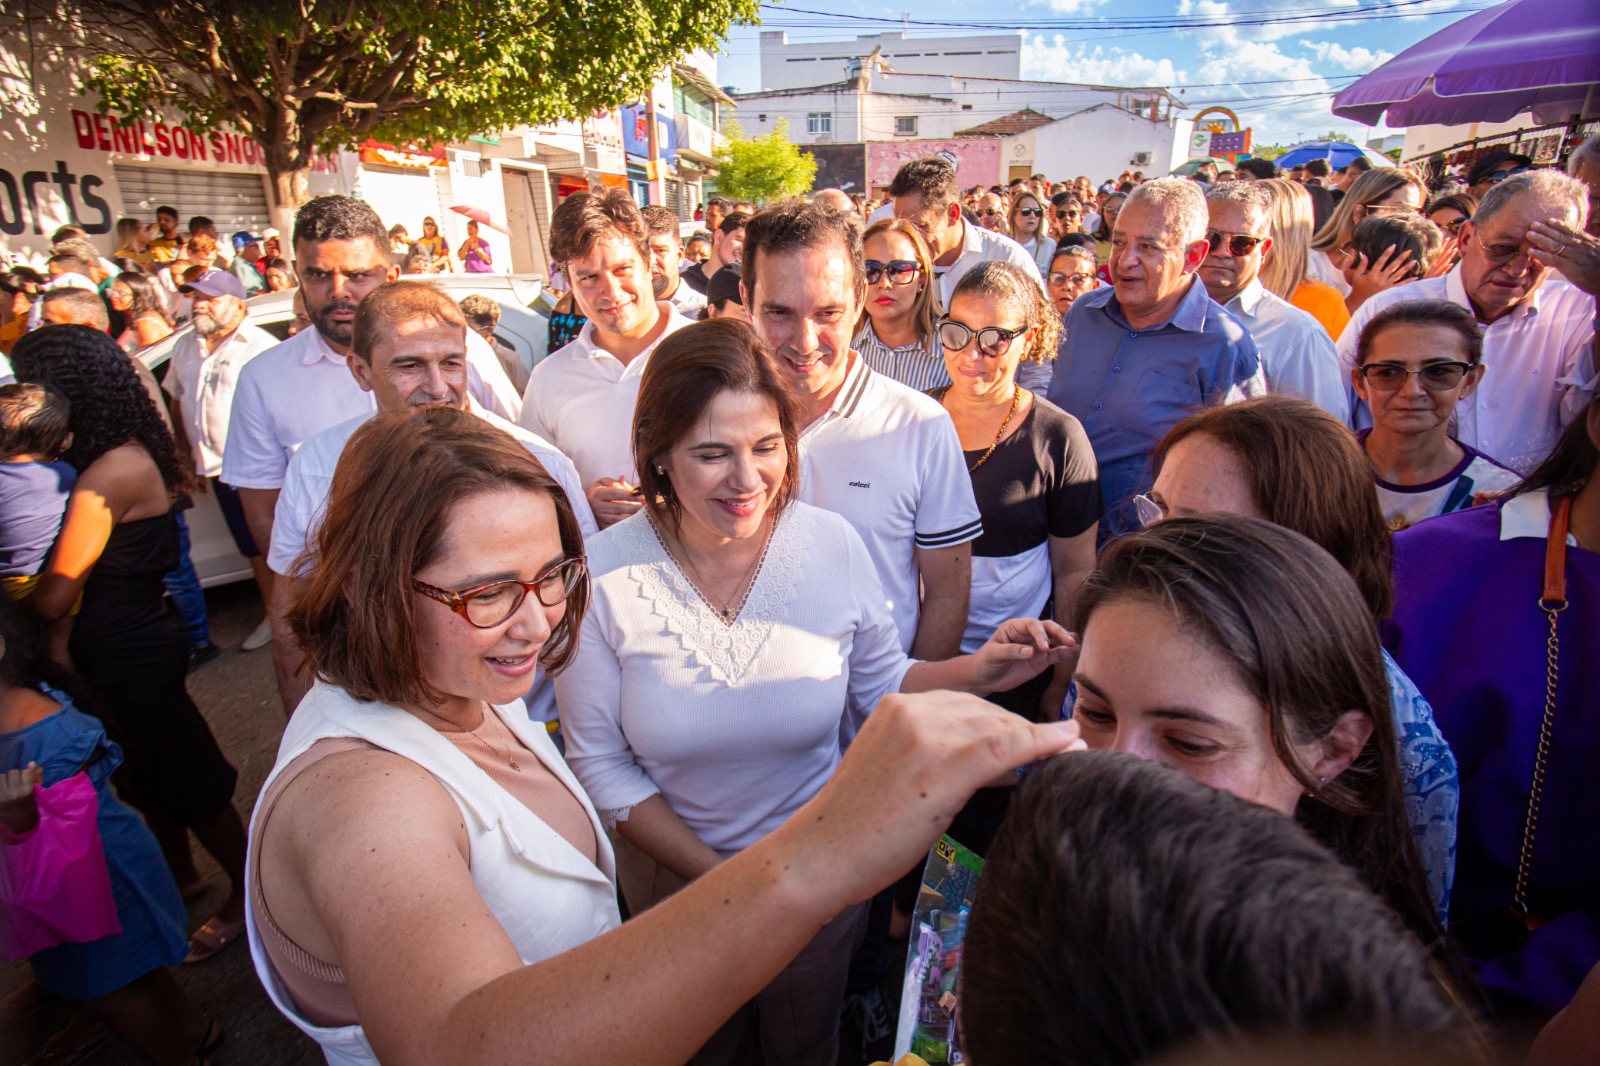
[745,198,980,660]
[223,196,521,564]
[1337,170,1597,474]
[265,282,593,716]
[890,157,1044,308]
[518,189,696,528]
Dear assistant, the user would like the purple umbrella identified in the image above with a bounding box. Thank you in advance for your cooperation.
[1332,0,1600,127]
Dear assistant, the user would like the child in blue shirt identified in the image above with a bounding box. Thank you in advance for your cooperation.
[1,383,78,662]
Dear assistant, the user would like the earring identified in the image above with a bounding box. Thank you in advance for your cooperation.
[655,465,665,475]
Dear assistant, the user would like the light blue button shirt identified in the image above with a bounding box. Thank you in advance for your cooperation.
[1046,279,1266,536]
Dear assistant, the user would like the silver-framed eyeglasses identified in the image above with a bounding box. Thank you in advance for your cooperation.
[1355,362,1476,392]
[412,556,587,628]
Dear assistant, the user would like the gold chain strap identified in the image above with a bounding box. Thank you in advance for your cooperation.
[1511,600,1563,921]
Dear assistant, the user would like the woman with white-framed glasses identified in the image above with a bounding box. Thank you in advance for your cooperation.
[1351,300,1517,530]
[852,218,948,391]
[933,261,1100,734]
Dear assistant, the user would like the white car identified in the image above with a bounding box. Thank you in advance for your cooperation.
[140,275,550,586]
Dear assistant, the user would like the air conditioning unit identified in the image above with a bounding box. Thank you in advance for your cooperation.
[1131,151,1152,166]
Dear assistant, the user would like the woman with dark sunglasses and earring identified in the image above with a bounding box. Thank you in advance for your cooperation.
[852,219,948,391]
[1351,300,1517,530]
[934,261,1100,733]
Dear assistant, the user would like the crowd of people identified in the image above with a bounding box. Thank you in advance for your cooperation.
[0,132,1597,1066]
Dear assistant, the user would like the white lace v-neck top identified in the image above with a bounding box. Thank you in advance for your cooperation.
[555,503,914,856]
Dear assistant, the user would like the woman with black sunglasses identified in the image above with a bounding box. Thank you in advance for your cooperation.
[1351,300,1518,529]
[851,219,948,391]
[1007,192,1055,276]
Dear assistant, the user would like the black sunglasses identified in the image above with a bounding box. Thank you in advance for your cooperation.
[864,259,921,285]
[1016,207,1045,218]
[1206,229,1266,257]
[938,317,1028,356]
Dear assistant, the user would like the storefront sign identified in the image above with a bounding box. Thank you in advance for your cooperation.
[71,108,265,166]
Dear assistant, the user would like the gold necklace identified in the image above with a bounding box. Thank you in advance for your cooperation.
[945,384,1022,473]
[650,516,775,626]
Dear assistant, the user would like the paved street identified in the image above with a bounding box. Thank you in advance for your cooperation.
[2,583,321,1065]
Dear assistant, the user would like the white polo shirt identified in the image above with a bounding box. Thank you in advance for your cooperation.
[1225,279,1348,422]
[668,283,706,316]
[1337,268,1597,474]
[797,354,982,652]
[517,302,696,487]
[268,400,593,724]
[933,219,1045,307]
[167,318,279,478]
[268,397,595,578]
[221,325,516,490]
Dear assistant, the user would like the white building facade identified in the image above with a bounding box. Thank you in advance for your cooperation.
[759,31,1022,91]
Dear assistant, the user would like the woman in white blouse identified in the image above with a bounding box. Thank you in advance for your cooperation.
[1007,190,1056,277]
[248,406,1085,1066]
[557,319,1073,1066]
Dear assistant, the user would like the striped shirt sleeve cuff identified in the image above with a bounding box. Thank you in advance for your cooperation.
[915,518,983,548]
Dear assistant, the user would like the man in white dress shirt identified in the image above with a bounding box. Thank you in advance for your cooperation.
[223,195,520,560]
[1337,170,1598,474]
[744,198,981,660]
[1199,182,1347,420]
[518,189,695,528]
[889,157,1045,306]
[265,282,594,716]
[167,267,281,647]
[640,205,706,318]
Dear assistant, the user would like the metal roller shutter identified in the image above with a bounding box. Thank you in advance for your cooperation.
[113,165,272,237]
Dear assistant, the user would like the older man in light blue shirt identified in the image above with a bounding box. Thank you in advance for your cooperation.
[1200,181,1347,421]
[1047,177,1266,537]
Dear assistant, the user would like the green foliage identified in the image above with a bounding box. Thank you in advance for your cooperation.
[711,120,818,204]
[1315,131,1356,143]
[1252,144,1287,161]
[1385,147,1403,162]
[47,0,758,197]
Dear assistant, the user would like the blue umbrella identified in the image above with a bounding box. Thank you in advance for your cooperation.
[1272,141,1394,170]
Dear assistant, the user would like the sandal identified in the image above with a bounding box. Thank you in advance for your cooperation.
[197,1016,225,1057]
[184,915,246,964]
[30,1012,113,1065]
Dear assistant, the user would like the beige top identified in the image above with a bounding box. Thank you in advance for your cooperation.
[249,712,599,1028]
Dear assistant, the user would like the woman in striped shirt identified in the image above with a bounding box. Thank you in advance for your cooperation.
[851,219,948,392]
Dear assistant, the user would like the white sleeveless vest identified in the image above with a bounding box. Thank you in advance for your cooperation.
[245,682,620,1065]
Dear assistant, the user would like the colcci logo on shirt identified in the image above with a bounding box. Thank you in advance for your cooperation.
[849,481,871,489]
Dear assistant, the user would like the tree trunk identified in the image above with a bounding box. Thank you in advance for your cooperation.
[267,164,309,249]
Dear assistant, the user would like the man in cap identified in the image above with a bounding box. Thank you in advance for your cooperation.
[227,232,267,295]
[704,262,748,322]
[1467,150,1534,200]
[169,268,280,649]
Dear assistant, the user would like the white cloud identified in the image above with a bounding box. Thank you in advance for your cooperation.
[1301,40,1394,71]
[1033,0,1110,13]
[1023,36,1186,87]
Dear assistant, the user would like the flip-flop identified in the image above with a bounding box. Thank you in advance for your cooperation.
[184,915,246,964]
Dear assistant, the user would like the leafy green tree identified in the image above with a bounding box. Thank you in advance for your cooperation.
[711,120,817,204]
[1315,131,1356,143]
[1385,147,1403,162]
[27,0,757,226]
[1252,144,1287,161]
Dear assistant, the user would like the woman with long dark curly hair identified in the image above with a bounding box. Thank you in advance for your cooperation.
[10,324,249,966]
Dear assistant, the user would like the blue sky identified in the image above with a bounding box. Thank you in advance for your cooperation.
[713,0,1497,146]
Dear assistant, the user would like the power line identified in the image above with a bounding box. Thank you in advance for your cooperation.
[758,0,1486,32]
